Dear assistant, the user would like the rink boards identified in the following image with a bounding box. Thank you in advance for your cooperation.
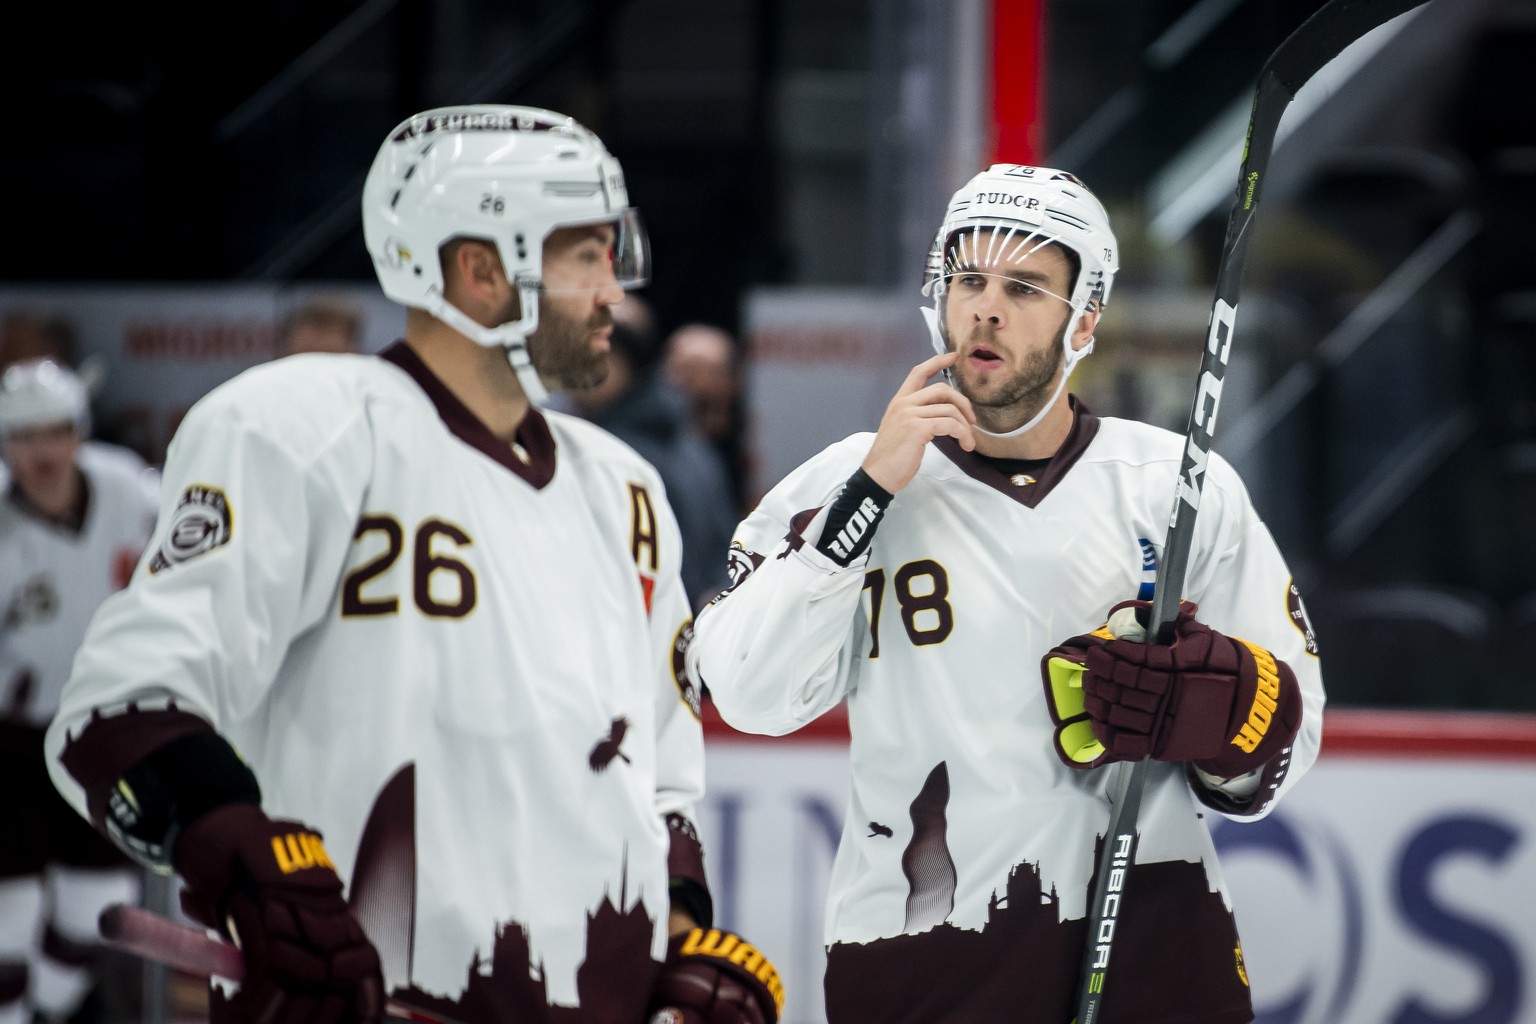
[698,704,1536,1024]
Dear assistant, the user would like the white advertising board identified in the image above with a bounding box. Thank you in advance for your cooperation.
[698,708,1536,1024]
[1,285,404,465]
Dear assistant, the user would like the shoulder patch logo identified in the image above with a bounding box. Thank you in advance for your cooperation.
[1287,579,1320,656]
[672,619,702,720]
[149,485,232,573]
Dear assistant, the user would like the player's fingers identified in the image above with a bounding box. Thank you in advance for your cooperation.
[947,383,977,425]
[905,380,978,424]
[896,351,959,397]
[911,405,977,450]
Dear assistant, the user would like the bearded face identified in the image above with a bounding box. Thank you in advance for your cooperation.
[526,298,614,392]
[939,237,1081,434]
[523,223,623,392]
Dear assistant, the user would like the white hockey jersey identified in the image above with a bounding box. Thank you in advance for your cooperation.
[691,400,1325,1024]
[46,344,706,1024]
[1,441,160,726]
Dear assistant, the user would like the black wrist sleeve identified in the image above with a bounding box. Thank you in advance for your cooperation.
[813,468,894,567]
[106,731,262,870]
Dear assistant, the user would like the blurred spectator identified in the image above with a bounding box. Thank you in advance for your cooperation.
[566,297,737,609]
[277,300,362,356]
[662,323,747,507]
[0,359,159,1024]
[0,312,78,373]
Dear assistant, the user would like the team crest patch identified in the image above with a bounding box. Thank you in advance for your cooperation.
[1235,943,1249,986]
[726,541,759,586]
[149,485,232,573]
[1287,579,1319,656]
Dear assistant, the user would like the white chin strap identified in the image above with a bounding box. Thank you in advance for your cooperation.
[426,289,550,406]
[919,304,1093,439]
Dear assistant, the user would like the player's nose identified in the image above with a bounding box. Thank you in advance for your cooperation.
[972,284,1005,325]
[594,277,625,305]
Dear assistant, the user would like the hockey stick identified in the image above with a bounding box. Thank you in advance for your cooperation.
[1071,2,1432,1021]
[98,903,464,1024]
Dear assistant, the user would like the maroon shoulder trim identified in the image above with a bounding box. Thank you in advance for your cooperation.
[932,396,1101,509]
[58,705,214,829]
[379,341,557,489]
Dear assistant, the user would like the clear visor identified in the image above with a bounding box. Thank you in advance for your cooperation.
[535,207,650,296]
[922,222,1076,308]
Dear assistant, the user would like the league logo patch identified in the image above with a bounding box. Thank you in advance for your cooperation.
[1287,579,1320,656]
[672,619,702,720]
[149,485,232,574]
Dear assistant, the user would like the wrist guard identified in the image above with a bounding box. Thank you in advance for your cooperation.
[105,730,262,870]
[812,469,893,567]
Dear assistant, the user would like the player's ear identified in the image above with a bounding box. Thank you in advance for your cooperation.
[1070,307,1101,351]
[442,239,507,305]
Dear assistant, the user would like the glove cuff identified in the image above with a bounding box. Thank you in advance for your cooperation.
[663,928,784,1022]
[1192,640,1303,778]
[1040,621,1123,770]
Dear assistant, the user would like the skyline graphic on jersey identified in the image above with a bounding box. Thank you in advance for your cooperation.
[387,882,657,1024]
[349,763,417,986]
[901,762,957,932]
[337,761,659,1024]
[825,840,1248,1023]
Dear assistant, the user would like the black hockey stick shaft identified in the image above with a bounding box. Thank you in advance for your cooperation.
[1071,2,1432,1021]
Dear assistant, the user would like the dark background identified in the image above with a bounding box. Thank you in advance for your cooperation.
[3,0,1534,711]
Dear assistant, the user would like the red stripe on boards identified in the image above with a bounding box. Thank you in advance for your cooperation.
[703,701,1536,761]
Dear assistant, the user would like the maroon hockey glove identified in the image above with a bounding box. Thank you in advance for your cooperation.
[174,804,383,1024]
[1042,600,1302,777]
[648,928,784,1024]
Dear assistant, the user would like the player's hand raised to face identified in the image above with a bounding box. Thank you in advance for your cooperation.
[861,351,976,494]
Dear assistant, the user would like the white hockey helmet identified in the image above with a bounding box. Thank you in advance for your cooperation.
[0,358,90,437]
[920,164,1119,437]
[361,104,649,404]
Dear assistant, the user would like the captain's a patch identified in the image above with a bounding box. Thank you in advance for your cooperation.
[149,485,232,573]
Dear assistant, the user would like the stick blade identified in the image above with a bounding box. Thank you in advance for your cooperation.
[1267,0,1433,94]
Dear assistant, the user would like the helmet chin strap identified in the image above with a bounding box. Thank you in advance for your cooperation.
[919,304,1093,440]
[426,289,550,406]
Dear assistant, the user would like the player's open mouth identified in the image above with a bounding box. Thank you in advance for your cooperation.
[968,346,1003,368]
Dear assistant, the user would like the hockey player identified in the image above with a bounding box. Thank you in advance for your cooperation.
[690,165,1324,1024]
[1,358,159,1024]
[45,106,781,1024]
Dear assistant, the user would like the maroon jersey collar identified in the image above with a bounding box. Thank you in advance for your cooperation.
[931,396,1101,508]
[380,341,557,489]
